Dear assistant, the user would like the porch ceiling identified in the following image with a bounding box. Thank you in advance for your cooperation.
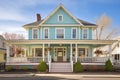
[6,39,117,45]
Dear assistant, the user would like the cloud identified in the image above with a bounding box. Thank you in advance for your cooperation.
[0,23,28,38]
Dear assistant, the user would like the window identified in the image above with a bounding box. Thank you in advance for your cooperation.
[35,48,42,57]
[58,15,63,22]
[72,28,77,39]
[33,29,38,39]
[56,28,64,39]
[82,28,88,39]
[44,28,49,39]
[78,48,85,57]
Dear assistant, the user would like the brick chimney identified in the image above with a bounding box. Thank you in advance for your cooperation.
[37,14,41,21]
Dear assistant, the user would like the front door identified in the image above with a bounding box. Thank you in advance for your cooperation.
[57,51,63,62]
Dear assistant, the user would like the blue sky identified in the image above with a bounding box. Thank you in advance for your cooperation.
[0,0,120,38]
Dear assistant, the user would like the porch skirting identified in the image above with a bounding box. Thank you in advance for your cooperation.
[6,63,105,71]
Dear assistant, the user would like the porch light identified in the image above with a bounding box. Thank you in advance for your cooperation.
[47,47,52,51]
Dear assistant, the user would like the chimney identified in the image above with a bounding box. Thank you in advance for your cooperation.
[37,13,41,21]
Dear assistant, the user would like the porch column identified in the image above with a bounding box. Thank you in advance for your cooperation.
[75,44,78,62]
[42,43,45,61]
[70,44,72,61]
[6,45,10,63]
[48,44,50,62]
[109,45,112,62]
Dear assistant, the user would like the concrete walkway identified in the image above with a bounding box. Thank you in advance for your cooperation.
[0,72,120,78]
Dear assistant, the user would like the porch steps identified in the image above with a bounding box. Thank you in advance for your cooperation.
[50,63,72,72]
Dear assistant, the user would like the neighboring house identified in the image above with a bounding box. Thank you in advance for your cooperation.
[0,35,6,71]
[111,36,120,64]
[6,4,116,72]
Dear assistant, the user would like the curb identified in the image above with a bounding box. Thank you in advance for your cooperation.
[0,74,35,77]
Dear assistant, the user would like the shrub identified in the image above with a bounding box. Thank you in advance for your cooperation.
[73,61,84,73]
[21,66,28,71]
[105,59,113,71]
[5,66,13,71]
[37,61,48,72]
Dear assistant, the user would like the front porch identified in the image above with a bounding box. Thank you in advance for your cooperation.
[5,39,115,72]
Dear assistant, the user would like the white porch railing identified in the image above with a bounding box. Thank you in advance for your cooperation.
[9,57,28,63]
[77,57,109,63]
[8,57,49,63]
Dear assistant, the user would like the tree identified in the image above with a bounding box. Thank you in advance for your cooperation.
[2,32,25,40]
[2,32,25,57]
[96,13,118,40]
[94,13,118,56]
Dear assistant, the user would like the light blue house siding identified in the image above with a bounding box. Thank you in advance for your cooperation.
[29,27,92,40]
[28,28,32,39]
[28,7,93,40]
[89,28,92,40]
[44,8,79,24]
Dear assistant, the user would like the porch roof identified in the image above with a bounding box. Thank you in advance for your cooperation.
[6,39,116,45]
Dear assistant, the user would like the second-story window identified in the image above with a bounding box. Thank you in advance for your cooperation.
[33,29,38,39]
[56,28,64,39]
[82,28,88,39]
[44,28,49,39]
[58,15,63,22]
[72,28,77,39]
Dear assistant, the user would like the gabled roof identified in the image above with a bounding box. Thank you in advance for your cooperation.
[23,20,44,29]
[39,4,83,26]
[77,19,96,26]
[23,4,96,29]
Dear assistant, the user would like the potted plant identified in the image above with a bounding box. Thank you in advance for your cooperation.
[94,49,103,57]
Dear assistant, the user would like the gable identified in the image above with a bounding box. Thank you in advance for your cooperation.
[43,7,80,24]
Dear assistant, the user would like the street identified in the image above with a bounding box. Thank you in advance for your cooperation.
[0,77,120,80]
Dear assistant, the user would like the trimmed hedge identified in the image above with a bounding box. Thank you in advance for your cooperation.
[105,59,113,71]
[73,61,84,72]
[37,61,48,72]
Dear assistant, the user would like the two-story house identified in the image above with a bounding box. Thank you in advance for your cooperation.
[6,4,115,72]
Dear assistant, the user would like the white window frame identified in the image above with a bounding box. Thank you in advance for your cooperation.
[82,28,88,40]
[71,28,77,39]
[44,28,49,39]
[32,28,38,39]
[55,28,65,39]
[77,46,89,57]
[58,15,63,22]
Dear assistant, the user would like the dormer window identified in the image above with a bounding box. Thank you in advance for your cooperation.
[58,15,63,22]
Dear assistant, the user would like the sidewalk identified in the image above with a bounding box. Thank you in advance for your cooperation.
[0,72,120,78]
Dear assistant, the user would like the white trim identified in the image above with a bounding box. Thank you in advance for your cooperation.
[71,28,77,39]
[82,28,89,40]
[40,27,42,39]
[79,27,80,39]
[58,15,63,22]
[41,24,81,26]
[43,44,45,61]
[55,28,65,39]
[75,44,78,62]
[54,46,67,61]
[7,40,116,45]
[44,28,49,39]
[32,28,38,39]
[39,4,83,26]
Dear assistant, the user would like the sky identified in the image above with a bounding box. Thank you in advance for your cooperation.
[0,0,120,39]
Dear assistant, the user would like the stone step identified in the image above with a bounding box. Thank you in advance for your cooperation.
[50,63,72,72]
